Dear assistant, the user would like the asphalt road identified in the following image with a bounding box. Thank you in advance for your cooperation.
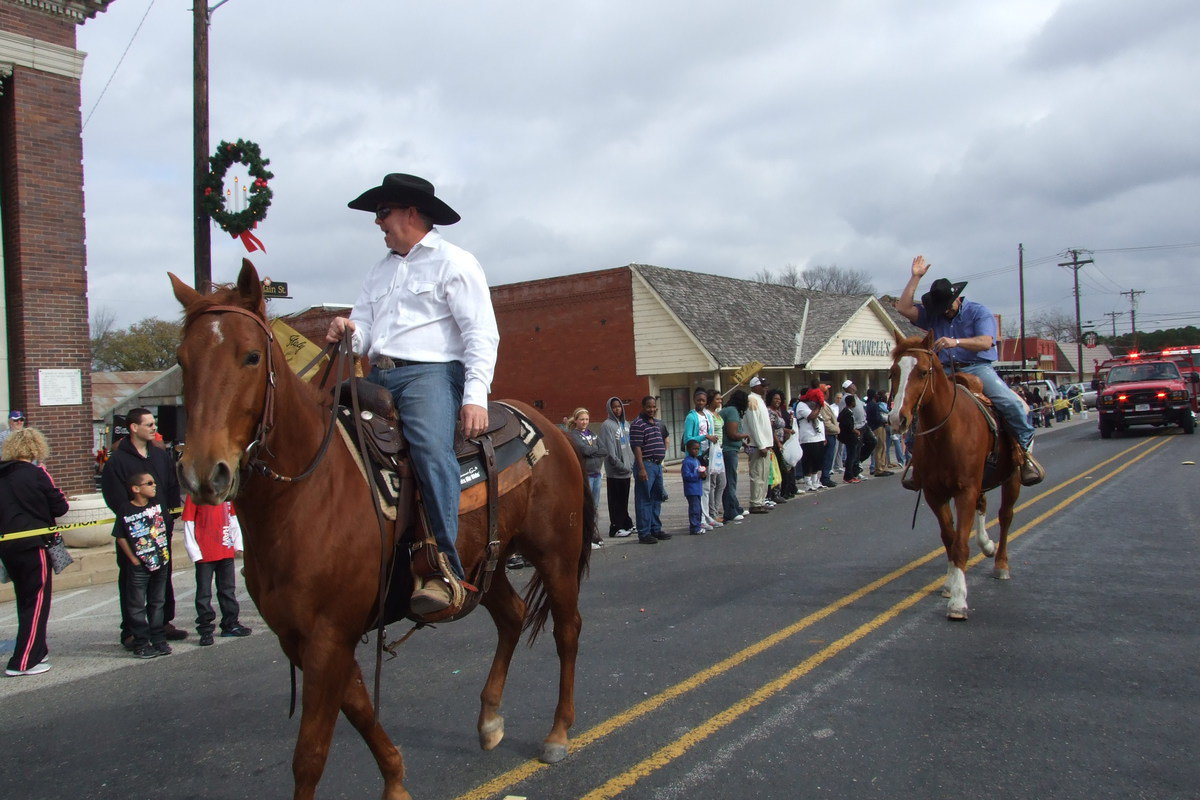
[2,418,1197,800]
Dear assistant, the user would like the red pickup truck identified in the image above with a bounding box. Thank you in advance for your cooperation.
[1095,357,1199,437]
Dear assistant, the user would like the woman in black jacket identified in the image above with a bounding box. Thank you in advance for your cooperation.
[0,427,69,676]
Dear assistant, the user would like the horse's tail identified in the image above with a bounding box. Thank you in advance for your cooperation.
[522,431,595,646]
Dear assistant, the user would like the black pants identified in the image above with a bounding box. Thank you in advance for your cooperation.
[124,563,168,646]
[1,546,52,672]
[857,427,877,467]
[194,558,241,635]
[606,476,634,534]
[842,438,861,480]
[117,544,175,637]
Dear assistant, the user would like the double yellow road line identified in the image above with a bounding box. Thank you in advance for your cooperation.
[457,435,1174,800]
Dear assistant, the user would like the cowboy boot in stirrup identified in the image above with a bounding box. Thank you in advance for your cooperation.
[410,573,452,616]
[1019,443,1045,486]
[901,458,920,491]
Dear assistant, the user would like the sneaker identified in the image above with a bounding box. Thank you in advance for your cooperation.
[164,624,189,641]
[846,477,863,484]
[820,478,837,488]
[121,633,136,651]
[154,641,173,656]
[653,532,672,540]
[5,662,51,677]
[591,541,603,550]
[700,522,714,531]
[638,536,659,544]
[764,500,776,507]
[221,624,253,638]
[749,506,770,514]
[199,633,215,647]
[410,576,453,616]
[132,644,159,660]
[613,528,633,538]
[732,513,746,522]
[710,521,724,528]
[689,529,706,535]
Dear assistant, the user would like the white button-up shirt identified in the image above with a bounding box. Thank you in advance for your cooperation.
[349,229,499,409]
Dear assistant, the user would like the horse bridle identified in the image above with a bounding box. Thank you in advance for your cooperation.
[185,304,348,483]
[901,347,963,437]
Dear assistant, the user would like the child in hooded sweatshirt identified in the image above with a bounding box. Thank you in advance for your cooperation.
[681,439,707,534]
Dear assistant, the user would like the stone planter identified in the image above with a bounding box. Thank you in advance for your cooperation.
[58,493,114,548]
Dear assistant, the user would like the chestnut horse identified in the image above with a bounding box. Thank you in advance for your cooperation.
[170,264,592,800]
[888,330,1020,620]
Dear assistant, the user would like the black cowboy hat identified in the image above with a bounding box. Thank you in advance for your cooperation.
[347,173,461,225]
[921,277,968,317]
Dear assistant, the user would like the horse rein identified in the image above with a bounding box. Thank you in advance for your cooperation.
[186,304,349,483]
[903,347,962,437]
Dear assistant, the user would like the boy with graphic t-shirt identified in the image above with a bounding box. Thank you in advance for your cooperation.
[116,471,171,659]
[182,497,252,646]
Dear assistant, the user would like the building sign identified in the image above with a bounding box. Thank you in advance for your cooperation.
[38,368,82,406]
[841,339,892,358]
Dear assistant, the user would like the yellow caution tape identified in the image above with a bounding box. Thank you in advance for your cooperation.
[0,507,183,543]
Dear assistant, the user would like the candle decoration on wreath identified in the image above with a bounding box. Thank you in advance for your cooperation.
[201,138,273,253]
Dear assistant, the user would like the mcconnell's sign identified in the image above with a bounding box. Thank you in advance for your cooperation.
[841,339,892,357]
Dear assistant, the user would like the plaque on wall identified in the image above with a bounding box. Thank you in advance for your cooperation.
[38,368,83,406]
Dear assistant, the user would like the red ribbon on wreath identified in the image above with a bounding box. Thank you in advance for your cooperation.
[233,227,266,253]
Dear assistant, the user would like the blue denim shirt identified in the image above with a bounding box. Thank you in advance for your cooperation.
[915,298,999,366]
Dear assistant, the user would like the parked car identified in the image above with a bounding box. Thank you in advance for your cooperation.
[1062,382,1097,409]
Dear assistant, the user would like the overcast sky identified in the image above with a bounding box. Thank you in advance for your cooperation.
[78,0,1200,339]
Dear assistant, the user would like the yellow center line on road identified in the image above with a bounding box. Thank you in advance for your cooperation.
[454,436,1171,800]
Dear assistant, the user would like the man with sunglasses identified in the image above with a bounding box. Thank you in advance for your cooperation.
[101,407,185,648]
[327,174,499,616]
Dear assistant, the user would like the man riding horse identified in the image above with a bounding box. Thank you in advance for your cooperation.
[895,255,1045,489]
[327,173,500,616]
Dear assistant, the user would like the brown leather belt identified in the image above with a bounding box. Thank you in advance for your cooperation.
[370,356,437,370]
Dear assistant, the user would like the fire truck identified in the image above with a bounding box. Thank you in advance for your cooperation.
[1094,347,1200,438]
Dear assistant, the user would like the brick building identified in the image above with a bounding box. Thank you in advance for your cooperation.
[1,0,112,495]
[284,264,919,449]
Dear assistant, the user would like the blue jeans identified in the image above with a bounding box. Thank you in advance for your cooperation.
[956,363,1036,449]
[721,449,744,520]
[634,460,664,538]
[368,361,466,579]
[821,434,838,481]
[124,563,167,646]
[587,473,602,516]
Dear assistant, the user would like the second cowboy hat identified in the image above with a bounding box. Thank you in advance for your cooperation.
[921,277,968,318]
[347,173,461,226]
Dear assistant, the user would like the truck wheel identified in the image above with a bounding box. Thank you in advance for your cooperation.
[1099,420,1114,439]
[1182,415,1196,435]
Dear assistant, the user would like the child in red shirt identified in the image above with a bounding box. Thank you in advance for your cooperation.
[182,497,252,646]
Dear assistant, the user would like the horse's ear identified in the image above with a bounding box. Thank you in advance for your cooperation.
[236,259,266,316]
[922,328,936,348]
[170,272,201,308]
[892,327,905,345]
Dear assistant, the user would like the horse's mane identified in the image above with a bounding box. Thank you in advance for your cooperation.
[890,333,929,361]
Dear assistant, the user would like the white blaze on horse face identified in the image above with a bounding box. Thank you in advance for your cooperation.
[209,319,224,345]
[946,564,968,615]
[889,356,917,428]
[974,511,996,557]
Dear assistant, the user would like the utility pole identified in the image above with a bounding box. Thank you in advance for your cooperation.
[1018,243,1027,381]
[1121,289,1145,349]
[193,0,233,292]
[1103,310,1122,338]
[1058,248,1094,383]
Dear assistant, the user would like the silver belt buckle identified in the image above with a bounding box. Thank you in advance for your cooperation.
[371,355,395,370]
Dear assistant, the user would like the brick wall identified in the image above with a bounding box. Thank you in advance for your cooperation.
[1,21,94,494]
[490,267,646,424]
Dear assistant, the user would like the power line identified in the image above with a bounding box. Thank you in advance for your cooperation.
[83,0,157,130]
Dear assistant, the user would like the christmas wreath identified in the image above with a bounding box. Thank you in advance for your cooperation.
[201,138,274,252]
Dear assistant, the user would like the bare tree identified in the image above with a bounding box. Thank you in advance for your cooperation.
[1028,309,1078,342]
[90,306,117,339]
[801,264,876,295]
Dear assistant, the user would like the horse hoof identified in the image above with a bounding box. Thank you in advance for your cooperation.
[946,610,968,621]
[992,568,1011,580]
[478,716,505,751]
[541,742,569,764]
